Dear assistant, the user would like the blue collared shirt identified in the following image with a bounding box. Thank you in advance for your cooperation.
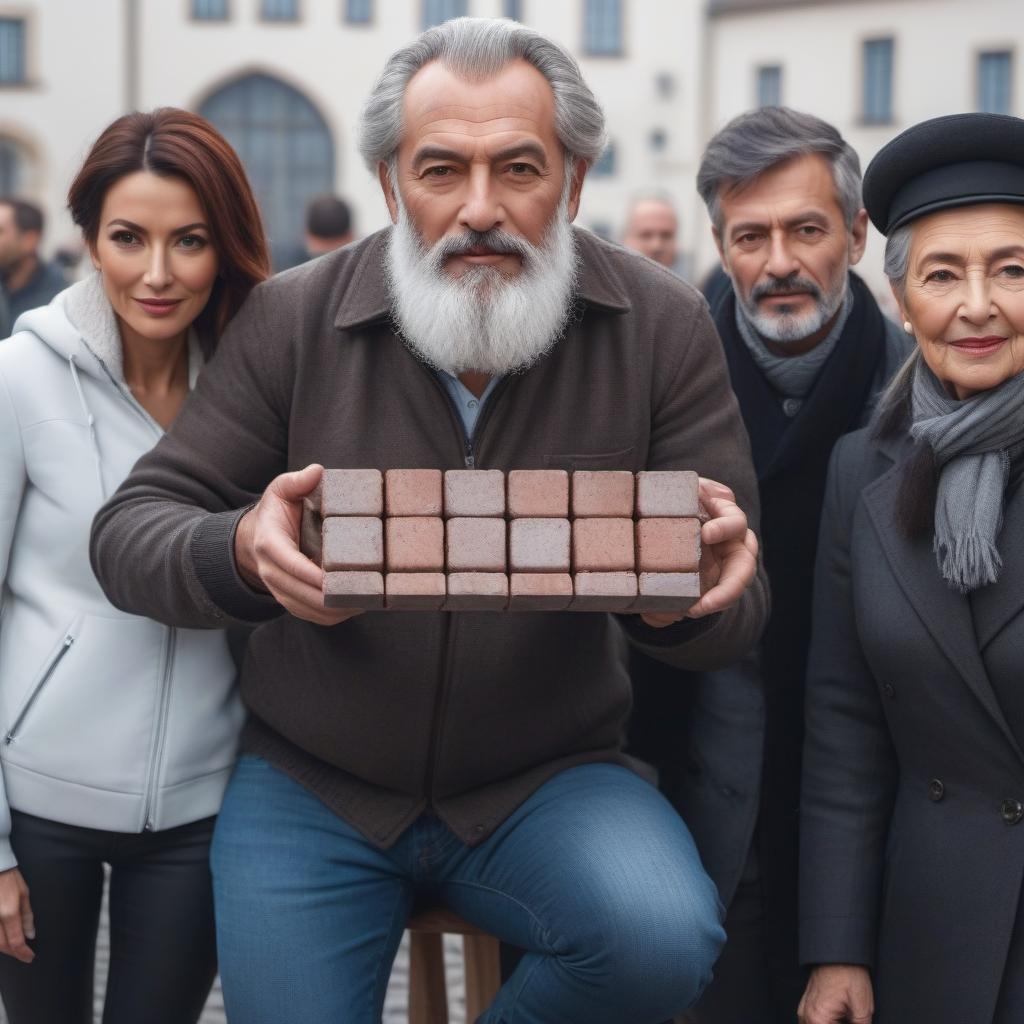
[435,371,503,440]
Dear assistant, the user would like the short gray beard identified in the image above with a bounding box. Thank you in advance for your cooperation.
[736,267,848,344]
[385,186,578,376]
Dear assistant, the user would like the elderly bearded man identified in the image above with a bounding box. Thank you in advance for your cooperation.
[631,107,910,1024]
[91,19,767,1024]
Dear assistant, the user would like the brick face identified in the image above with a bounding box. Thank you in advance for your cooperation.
[385,572,446,610]
[321,469,384,517]
[570,572,638,611]
[636,517,701,573]
[507,470,569,518]
[446,518,507,572]
[324,571,385,609]
[634,572,701,612]
[385,469,443,517]
[385,517,445,572]
[509,519,571,572]
[509,573,573,611]
[571,471,634,518]
[322,517,384,571]
[444,470,505,517]
[635,471,700,518]
[572,518,636,572]
[445,573,509,611]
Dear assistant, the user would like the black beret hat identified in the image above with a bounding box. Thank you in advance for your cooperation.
[862,112,1024,235]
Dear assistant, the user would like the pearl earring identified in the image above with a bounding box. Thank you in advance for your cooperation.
[903,321,913,334]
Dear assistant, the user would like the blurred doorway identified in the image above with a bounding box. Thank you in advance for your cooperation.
[200,72,335,271]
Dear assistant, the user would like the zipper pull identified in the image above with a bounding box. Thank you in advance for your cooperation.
[464,439,475,469]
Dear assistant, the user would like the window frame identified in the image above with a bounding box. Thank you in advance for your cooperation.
[977,47,1014,115]
[0,15,28,87]
[755,64,783,108]
[859,35,896,126]
[582,0,624,59]
[258,0,301,23]
[189,0,231,21]
[343,0,374,24]
[421,0,468,30]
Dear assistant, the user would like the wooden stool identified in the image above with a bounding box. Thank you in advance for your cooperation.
[407,908,502,1024]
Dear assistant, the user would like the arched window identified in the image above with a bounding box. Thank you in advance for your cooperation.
[0,137,24,194]
[199,73,335,270]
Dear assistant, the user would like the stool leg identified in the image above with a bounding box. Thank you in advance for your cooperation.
[463,933,502,1021]
[409,930,449,1024]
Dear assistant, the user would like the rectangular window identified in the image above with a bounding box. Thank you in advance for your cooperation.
[422,0,467,29]
[862,38,894,124]
[192,0,229,19]
[978,51,1013,114]
[260,0,299,21]
[591,141,616,177]
[583,0,622,57]
[756,65,782,107]
[0,18,25,84]
[345,0,373,22]
[503,0,522,21]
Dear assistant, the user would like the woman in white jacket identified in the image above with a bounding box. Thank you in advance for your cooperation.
[0,108,268,1022]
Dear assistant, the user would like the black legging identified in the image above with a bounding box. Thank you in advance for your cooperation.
[0,810,218,1024]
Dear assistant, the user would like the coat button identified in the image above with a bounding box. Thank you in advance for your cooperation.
[1001,799,1024,825]
[928,779,945,802]
[883,682,895,699]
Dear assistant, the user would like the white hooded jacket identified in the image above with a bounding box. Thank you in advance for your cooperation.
[0,274,244,869]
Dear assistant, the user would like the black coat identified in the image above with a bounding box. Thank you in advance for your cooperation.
[800,426,1024,1023]
[628,277,911,1014]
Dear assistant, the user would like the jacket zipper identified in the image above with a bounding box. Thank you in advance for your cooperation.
[141,627,176,831]
[5,634,75,744]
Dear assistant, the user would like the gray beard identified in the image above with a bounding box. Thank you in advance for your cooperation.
[736,268,848,345]
[385,191,579,376]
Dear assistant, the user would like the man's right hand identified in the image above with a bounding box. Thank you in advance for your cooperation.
[0,867,34,963]
[798,964,874,1024]
[234,464,364,627]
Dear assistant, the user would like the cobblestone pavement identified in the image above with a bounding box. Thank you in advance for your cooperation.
[0,877,467,1024]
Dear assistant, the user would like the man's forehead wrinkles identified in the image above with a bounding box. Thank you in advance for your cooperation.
[409,100,538,124]
[417,115,543,138]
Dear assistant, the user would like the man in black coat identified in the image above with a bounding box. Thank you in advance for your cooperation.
[628,107,912,1024]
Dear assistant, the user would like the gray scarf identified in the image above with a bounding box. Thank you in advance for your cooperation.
[910,361,1024,592]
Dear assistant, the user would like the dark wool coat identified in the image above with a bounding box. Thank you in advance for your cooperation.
[800,426,1024,1023]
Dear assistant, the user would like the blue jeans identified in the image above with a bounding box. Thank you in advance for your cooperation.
[211,755,725,1024]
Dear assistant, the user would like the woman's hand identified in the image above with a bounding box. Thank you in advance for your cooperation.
[0,867,34,963]
[798,964,873,1024]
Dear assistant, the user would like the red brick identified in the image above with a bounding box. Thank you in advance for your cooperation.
[509,519,571,572]
[323,571,384,609]
[636,518,701,573]
[322,517,383,571]
[507,470,569,518]
[385,517,444,572]
[385,572,446,610]
[321,469,383,517]
[385,469,443,517]
[446,518,507,572]
[634,572,701,613]
[444,572,509,611]
[570,572,637,611]
[572,518,635,572]
[444,470,505,517]
[571,471,634,518]
[509,573,573,611]
[636,471,699,518]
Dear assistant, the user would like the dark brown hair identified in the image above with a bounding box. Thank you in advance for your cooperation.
[67,107,269,344]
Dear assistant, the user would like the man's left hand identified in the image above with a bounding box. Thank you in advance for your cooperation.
[639,477,759,628]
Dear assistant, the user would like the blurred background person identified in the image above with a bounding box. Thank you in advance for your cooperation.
[304,193,354,259]
[0,107,268,1023]
[622,191,680,270]
[0,199,66,333]
[800,111,1024,1024]
[631,107,910,1024]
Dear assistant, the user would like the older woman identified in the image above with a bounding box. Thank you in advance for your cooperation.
[798,112,1024,1024]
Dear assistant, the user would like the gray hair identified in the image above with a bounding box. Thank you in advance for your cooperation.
[696,106,862,232]
[883,223,913,297]
[358,17,606,173]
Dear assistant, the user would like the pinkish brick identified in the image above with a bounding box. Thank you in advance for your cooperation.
[634,572,701,613]
[321,469,383,517]
[446,518,507,572]
[509,573,573,611]
[572,518,635,572]
[323,571,384,609]
[385,517,444,572]
[636,518,701,573]
[385,469,443,517]
[444,469,505,517]
[300,495,323,565]
[636,471,699,518]
[322,517,383,571]
[444,573,509,611]
[571,471,634,518]
[569,572,637,611]
[385,572,446,610]
[509,519,571,572]
[507,470,569,518]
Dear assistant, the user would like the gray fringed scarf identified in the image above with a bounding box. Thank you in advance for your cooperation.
[910,361,1024,592]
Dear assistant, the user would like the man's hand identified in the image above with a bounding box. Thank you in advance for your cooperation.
[798,965,874,1024]
[639,476,759,628]
[0,867,34,963]
[234,464,364,627]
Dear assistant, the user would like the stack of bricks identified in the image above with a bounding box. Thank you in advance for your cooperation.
[318,469,701,613]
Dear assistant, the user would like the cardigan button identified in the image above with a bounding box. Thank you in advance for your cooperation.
[928,779,944,802]
[883,682,895,699]
[1001,799,1024,825]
